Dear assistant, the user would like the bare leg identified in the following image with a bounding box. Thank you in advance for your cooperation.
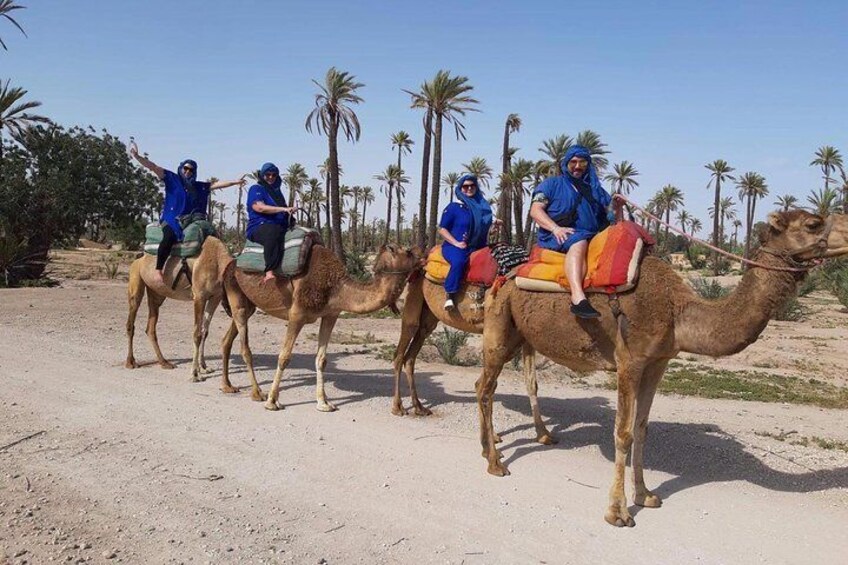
[125,263,145,369]
[604,359,642,527]
[265,316,306,411]
[522,343,556,444]
[314,316,338,412]
[220,320,240,394]
[145,290,175,369]
[565,239,589,305]
[198,296,220,374]
[632,359,667,509]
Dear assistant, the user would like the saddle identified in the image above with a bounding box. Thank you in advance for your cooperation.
[424,244,529,288]
[235,226,322,278]
[143,218,216,258]
[515,221,654,294]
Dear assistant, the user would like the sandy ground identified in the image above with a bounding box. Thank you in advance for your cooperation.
[1,253,848,564]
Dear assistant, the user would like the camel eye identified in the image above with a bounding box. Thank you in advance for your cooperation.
[804,217,823,230]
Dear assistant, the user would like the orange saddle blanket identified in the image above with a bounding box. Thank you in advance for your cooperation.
[424,246,499,287]
[515,221,653,294]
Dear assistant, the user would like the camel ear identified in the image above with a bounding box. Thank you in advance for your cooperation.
[768,212,788,234]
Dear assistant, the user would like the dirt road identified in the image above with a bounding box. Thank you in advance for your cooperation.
[1,280,847,564]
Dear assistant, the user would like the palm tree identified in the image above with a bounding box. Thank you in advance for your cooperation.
[806,186,840,216]
[676,209,692,235]
[731,218,742,249]
[497,114,522,240]
[736,171,769,260]
[409,70,479,247]
[305,177,324,232]
[506,158,534,247]
[0,1,26,50]
[538,135,572,177]
[390,130,414,242]
[305,67,365,260]
[282,163,309,208]
[773,194,798,212]
[359,185,375,250]
[604,161,640,195]
[442,172,460,203]
[462,156,493,188]
[708,196,736,248]
[206,176,219,219]
[655,185,684,243]
[406,82,434,248]
[839,167,848,213]
[0,79,49,159]
[810,145,843,192]
[214,202,227,232]
[375,164,406,245]
[705,159,735,273]
[689,217,702,237]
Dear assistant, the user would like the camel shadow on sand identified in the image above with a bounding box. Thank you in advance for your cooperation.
[215,350,848,503]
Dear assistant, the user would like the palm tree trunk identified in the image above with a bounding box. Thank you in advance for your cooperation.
[383,184,392,246]
[664,209,671,243]
[523,206,534,249]
[236,185,243,244]
[328,118,344,260]
[744,195,755,261]
[396,147,403,244]
[427,113,443,248]
[498,122,512,242]
[360,201,367,251]
[417,109,433,248]
[711,178,722,275]
[395,185,402,244]
[513,184,524,247]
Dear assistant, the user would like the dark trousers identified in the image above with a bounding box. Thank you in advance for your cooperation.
[156,224,178,270]
[249,223,287,273]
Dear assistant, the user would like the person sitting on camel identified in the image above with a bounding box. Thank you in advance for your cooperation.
[130,140,246,286]
[529,144,623,319]
[245,162,299,285]
[437,174,499,310]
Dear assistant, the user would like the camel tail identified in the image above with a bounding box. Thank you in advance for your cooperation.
[220,261,237,318]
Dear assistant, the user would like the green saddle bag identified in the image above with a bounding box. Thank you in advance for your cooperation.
[143,218,216,258]
[236,226,322,277]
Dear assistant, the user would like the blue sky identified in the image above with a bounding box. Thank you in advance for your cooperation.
[3,1,847,234]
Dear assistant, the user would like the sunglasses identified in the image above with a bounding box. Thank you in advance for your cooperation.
[264,171,278,177]
[182,166,195,172]
[461,184,476,189]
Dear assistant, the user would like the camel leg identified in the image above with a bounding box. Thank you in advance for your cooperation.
[631,359,668,509]
[235,303,263,401]
[402,308,439,416]
[522,343,556,445]
[604,360,642,528]
[145,290,175,369]
[198,296,220,374]
[314,316,338,412]
[125,265,145,369]
[391,276,427,416]
[189,297,207,382]
[265,316,306,411]
[220,320,240,394]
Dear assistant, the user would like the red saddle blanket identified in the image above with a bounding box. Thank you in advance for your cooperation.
[424,246,499,287]
[515,221,654,294]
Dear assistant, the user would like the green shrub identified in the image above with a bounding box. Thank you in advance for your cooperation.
[345,249,370,282]
[797,275,818,297]
[689,277,730,299]
[427,327,471,366]
[773,296,807,321]
[819,259,848,309]
[101,253,121,279]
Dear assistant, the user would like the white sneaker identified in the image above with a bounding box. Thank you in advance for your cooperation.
[444,298,455,310]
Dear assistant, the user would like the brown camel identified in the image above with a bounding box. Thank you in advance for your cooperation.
[392,275,555,445]
[220,244,422,412]
[475,210,848,527]
[125,235,232,380]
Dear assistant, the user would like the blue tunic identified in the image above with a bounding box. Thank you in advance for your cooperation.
[160,170,211,240]
[439,202,487,294]
[532,176,612,252]
[246,183,289,240]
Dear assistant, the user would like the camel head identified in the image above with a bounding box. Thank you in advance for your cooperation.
[373,244,422,276]
[759,210,848,262]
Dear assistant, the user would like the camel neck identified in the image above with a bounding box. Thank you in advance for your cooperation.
[331,271,409,314]
[674,252,800,356]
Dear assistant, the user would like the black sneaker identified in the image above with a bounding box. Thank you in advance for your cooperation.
[570,299,601,319]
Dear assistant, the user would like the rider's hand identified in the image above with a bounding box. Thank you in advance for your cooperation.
[552,226,574,244]
[129,140,139,158]
[454,241,468,249]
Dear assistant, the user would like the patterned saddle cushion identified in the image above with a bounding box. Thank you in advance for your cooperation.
[143,220,216,258]
[424,246,500,287]
[235,226,322,277]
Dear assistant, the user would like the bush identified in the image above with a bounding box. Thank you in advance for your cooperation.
[797,275,818,297]
[819,259,848,309]
[345,249,370,282]
[427,327,471,366]
[773,296,807,321]
[689,277,730,299]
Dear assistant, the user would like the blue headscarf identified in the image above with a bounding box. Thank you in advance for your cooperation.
[177,158,199,209]
[561,145,602,191]
[259,162,285,206]
[453,174,493,250]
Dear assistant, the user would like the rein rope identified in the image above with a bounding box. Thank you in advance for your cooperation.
[612,194,822,273]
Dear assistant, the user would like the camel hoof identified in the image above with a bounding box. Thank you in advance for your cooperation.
[536,433,558,445]
[199,366,215,375]
[316,402,337,413]
[125,358,139,369]
[391,404,408,416]
[493,433,502,444]
[413,405,432,417]
[251,390,268,402]
[221,385,240,394]
[160,361,177,370]
[604,508,635,528]
[487,462,510,477]
[264,401,282,411]
[190,374,204,383]
[634,492,662,508]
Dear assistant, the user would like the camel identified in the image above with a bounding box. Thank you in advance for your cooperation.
[391,274,555,445]
[219,243,422,412]
[125,235,232,381]
[475,210,848,527]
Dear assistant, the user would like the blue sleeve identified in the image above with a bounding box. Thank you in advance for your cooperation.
[247,185,265,210]
[439,204,457,230]
[197,181,212,192]
[596,185,612,208]
[162,170,180,194]
[531,178,556,204]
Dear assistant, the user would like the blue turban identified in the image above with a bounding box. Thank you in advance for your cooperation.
[561,145,603,194]
[453,174,493,250]
[259,162,285,206]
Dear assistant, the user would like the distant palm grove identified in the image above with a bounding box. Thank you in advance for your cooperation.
[1,2,847,283]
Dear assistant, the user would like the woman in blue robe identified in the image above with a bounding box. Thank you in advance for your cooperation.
[130,140,245,286]
[245,162,299,284]
[437,175,494,310]
[529,145,622,318]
